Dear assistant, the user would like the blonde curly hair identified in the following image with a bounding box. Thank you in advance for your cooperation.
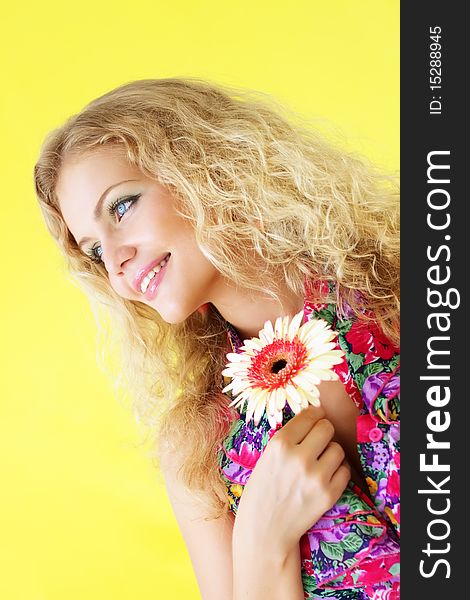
[34,77,399,517]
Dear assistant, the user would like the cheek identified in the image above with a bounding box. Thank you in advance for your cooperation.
[108,275,135,300]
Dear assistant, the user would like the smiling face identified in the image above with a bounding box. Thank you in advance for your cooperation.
[56,147,222,323]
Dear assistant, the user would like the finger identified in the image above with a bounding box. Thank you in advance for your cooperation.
[317,441,346,475]
[330,461,352,495]
[277,404,326,445]
[298,417,336,458]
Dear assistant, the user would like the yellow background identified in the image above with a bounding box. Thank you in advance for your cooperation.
[0,2,399,599]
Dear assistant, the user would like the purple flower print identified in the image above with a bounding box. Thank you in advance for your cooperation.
[389,423,400,443]
[371,443,390,471]
[362,372,400,415]
[222,461,252,486]
[307,523,353,551]
[374,478,388,511]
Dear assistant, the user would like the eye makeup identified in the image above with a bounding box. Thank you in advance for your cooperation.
[84,192,142,262]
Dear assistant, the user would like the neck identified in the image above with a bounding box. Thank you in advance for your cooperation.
[208,275,305,341]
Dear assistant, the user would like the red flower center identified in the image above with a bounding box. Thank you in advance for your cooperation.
[247,338,308,390]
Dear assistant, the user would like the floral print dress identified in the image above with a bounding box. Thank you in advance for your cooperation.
[217,284,400,599]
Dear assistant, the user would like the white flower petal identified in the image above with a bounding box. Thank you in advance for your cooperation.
[222,381,235,394]
[224,312,344,424]
[230,379,253,395]
[308,368,340,380]
[307,395,321,408]
[297,369,321,386]
[253,392,268,425]
[241,338,263,353]
[275,386,288,411]
[229,394,246,411]
[292,372,318,392]
[267,390,277,416]
[283,315,291,338]
[300,386,314,407]
[286,384,305,406]
[222,366,248,378]
[285,384,304,412]
[226,352,249,363]
[303,330,335,350]
[245,399,256,424]
[288,399,302,415]
[274,315,285,338]
[268,410,281,430]
[306,354,341,369]
[259,320,274,345]
[300,319,335,344]
[288,310,304,340]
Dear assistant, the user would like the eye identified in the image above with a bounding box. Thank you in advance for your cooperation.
[85,193,141,264]
[86,246,103,262]
[108,193,140,221]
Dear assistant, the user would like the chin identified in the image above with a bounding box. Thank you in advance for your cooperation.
[152,301,194,325]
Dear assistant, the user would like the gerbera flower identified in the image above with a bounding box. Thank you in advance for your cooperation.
[222,311,344,429]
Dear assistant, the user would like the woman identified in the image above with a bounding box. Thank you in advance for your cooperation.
[34,78,400,599]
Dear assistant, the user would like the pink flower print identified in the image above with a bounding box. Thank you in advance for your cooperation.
[227,440,261,470]
[345,321,399,363]
[387,470,400,500]
[357,414,377,443]
[358,555,399,587]
[392,451,400,470]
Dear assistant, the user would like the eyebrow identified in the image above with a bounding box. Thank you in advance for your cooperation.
[77,179,138,249]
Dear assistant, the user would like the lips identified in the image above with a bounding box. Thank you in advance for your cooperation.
[144,259,170,300]
[134,253,171,294]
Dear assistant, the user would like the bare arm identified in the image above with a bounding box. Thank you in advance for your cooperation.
[232,535,304,600]
[161,452,306,600]
[160,451,234,600]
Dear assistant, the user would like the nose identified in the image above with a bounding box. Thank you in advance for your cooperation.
[102,242,136,276]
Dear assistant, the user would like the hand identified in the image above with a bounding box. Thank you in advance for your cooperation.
[233,404,351,559]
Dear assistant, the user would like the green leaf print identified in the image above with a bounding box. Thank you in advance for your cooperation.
[389,353,400,371]
[320,540,344,561]
[261,428,270,446]
[346,351,365,373]
[344,557,357,568]
[340,533,363,553]
[316,306,336,325]
[363,362,384,377]
[351,570,361,584]
[356,523,383,538]
[301,572,318,592]
[338,335,350,354]
[340,489,369,512]
[354,372,366,392]
[335,317,353,335]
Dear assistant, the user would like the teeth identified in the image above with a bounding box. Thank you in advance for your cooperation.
[140,255,170,294]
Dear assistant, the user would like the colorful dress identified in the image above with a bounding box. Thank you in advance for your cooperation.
[217,283,400,599]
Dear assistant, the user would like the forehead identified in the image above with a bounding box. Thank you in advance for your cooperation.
[56,147,140,205]
[56,147,143,239]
